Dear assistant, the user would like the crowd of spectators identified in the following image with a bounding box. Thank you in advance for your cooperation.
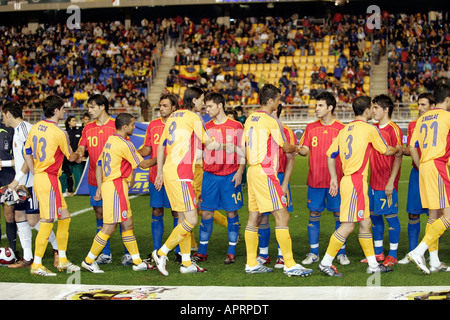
[386,11,449,104]
[166,13,376,106]
[0,18,166,118]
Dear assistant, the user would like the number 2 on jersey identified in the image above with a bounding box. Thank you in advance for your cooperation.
[420,121,438,149]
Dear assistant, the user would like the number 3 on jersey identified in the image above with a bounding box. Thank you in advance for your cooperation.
[344,134,353,159]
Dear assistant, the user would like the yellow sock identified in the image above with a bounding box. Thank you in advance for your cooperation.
[358,232,375,258]
[56,218,71,264]
[325,230,346,257]
[213,211,228,227]
[158,220,194,257]
[426,218,439,252]
[32,221,54,268]
[122,230,142,265]
[85,231,110,264]
[423,217,450,247]
[245,225,259,267]
[179,231,192,267]
[190,230,197,249]
[275,227,296,268]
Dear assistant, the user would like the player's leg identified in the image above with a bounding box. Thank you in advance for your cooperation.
[11,210,33,266]
[222,173,242,264]
[82,222,115,273]
[257,213,271,263]
[196,210,214,260]
[225,209,239,263]
[3,204,16,255]
[90,184,112,264]
[368,188,385,258]
[305,186,325,263]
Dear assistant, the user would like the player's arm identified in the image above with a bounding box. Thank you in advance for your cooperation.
[154,144,165,191]
[74,145,86,163]
[0,159,14,171]
[138,145,152,158]
[94,160,103,201]
[297,145,309,156]
[68,149,82,162]
[281,153,295,194]
[409,146,420,169]
[327,156,338,197]
[385,154,402,196]
[8,161,29,190]
[138,157,157,169]
[383,145,403,157]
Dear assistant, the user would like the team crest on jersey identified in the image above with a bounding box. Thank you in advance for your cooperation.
[226,135,232,142]
[122,210,128,219]
[357,210,364,219]
[281,195,287,205]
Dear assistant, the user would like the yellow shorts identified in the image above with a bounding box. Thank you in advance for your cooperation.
[247,165,287,213]
[339,174,370,222]
[33,172,67,220]
[419,160,450,210]
[101,179,133,224]
[164,179,197,212]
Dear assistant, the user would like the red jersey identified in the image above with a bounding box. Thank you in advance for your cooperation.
[203,118,244,176]
[407,119,421,170]
[369,120,402,191]
[278,123,297,173]
[143,117,167,184]
[78,117,116,186]
[299,119,345,188]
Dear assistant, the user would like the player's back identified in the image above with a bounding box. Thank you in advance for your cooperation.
[161,109,206,181]
[278,123,297,173]
[411,108,450,163]
[26,120,72,175]
[243,110,285,175]
[13,121,34,187]
[331,120,387,177]
[101,134,142,183]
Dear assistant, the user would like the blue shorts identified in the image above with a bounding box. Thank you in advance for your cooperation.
[369,186,399,215]
[407,167,428,215]
[89,185,102,207]
[200,171,243,211]
[263,172,293,215]
[149,183,171,209]
[14,186,39,214]
[307,186,340,213]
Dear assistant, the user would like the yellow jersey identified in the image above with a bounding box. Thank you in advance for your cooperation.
[327,120,388,176]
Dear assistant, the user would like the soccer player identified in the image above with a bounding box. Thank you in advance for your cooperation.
[75,94,128,265]
[407,83,450,274]
[365,94,403,266]
[24,95,82,276]
[398,93,433,264]
[242,84,312,277]
[2,102,58,268]
[82,113,156,273]
[318,96,402,277]
[0,116,16,256]
[257,103,297,269]
[194,92,244,264]
[152,87,222,276]
[138,94,180,260]
[297,92,347,265]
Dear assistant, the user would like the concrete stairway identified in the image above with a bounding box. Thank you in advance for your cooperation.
[147,43,177,110]
[369,53,388,97]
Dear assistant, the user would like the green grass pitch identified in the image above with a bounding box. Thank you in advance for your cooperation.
[0,156,449,287]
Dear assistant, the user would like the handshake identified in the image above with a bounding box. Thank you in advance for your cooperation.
[0,186,30,206]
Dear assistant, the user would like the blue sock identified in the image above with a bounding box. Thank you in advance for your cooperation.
[97,219,111,256]
[258,221,270,258]
[307,213,321,255]
[227,215,240,255]
[198,217,213,256]
[173,217,180,254]
[408,217,420,252]
[371,214,384,255]
[386,214,401,259]
[152,214,164,251]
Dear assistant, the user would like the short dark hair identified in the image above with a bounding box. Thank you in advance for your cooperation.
[434,83,450,105]
[372,94,395,118]
[316,91,337,114]
[182,86,204,110]
[160,93,179,109]
[115,113,134,130]
[43,95,65,118]
[259,84,281,106]
[65,115,76,130]
[87,94,109,114]
[352,96,372,116]
[417,92,435,105]
[1,101,22,119]
[204,92,226,111]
